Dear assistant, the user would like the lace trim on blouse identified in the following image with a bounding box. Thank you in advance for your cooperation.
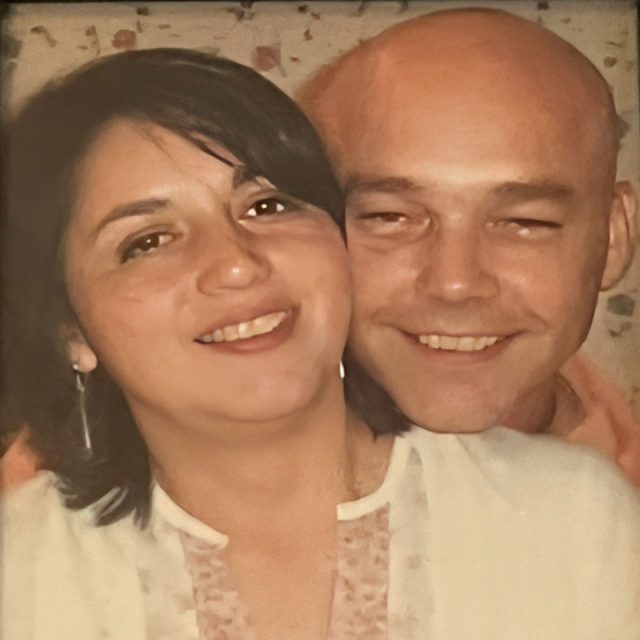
[179,504,390,639]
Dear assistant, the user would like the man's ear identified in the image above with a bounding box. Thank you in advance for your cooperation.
[600,181,638,291]
[61,323,98,373]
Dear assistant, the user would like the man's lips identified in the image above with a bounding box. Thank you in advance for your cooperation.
[400,329,516,360]
[416,333,504,352]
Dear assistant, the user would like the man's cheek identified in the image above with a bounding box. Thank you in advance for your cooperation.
[351,263,397,304]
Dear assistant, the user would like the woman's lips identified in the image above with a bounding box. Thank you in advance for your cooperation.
[197,309,290,344]
[195,309,296,353]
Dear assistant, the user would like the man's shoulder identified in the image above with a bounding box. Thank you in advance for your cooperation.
[561,353,640,485]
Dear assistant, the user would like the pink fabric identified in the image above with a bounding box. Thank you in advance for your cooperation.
[179,531,256,640]
[179,505,390,640]
[328,505,389,639]
[560,354,640,487]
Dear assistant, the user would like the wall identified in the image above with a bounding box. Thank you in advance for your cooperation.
[3,0,640,414]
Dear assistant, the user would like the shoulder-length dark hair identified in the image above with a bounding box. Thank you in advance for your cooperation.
[2,48,407,526]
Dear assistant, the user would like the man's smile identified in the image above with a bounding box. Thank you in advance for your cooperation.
[415,333,503,352]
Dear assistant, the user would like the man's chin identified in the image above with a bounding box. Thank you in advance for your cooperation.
[401,402,508,434]
[409,420,500,435]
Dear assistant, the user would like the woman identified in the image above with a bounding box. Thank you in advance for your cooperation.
[2,49,639,640]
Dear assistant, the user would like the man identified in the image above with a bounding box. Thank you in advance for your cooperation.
[299,7,640,484]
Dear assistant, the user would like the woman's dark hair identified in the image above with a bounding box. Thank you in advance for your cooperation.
[2,48,408,526]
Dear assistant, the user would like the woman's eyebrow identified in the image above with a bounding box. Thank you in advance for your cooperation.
[95,198,171,236]
[232,165,257,188]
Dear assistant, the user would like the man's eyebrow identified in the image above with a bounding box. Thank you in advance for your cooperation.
[492,181,575,201]
[95,198,171,235]
[346,175,424,195]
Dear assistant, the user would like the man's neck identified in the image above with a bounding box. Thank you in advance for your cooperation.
[502,373,586,436]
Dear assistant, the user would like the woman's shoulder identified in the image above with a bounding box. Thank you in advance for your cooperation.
[1,473,146,640]
[1,470,136,549]
[2,470,65,526]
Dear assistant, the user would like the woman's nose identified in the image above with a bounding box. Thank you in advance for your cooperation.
[194,229,271,295]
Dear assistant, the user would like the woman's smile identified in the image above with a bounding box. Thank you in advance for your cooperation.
[195,307,296,353]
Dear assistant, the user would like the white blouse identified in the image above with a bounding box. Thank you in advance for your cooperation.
[2,426,640,639]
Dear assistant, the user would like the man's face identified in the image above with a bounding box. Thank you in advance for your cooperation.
[336,61,615,432]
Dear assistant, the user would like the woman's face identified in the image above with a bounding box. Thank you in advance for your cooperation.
[64,119,351,430]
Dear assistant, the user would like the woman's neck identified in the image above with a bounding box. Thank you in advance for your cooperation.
[135,377,390,537]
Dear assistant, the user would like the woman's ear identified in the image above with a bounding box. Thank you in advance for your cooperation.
[61,323,98,373]
[600,181,638,291]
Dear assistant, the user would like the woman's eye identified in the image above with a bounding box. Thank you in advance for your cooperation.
[245,197,296,218]
[121,232,172,262]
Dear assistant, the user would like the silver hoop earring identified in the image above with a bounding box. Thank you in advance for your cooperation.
[339,360,345,379]
[72,365,93,454]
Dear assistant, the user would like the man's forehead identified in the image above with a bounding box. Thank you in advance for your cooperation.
[300,10,617,176]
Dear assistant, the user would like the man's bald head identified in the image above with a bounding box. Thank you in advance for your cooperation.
[298,8,636,434]
[299,8,618,181]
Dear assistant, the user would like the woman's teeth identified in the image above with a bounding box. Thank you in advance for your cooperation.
[417,334,501,351]
[199,311,287,344]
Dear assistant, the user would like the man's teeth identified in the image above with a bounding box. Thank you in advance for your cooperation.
[417,334,501,351]
[199,311,287,344]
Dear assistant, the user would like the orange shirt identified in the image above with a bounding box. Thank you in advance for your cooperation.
[560,354,640,487]
[0,427,39,491]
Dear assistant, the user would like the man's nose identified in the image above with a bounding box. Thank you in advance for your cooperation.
[417,227,499,303]
[195,227,270,295]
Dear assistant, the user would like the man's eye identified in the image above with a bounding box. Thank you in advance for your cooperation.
[245,197,296,217]
[121,232,172,262]
[499,218,562,236]
[357,212,408,223]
